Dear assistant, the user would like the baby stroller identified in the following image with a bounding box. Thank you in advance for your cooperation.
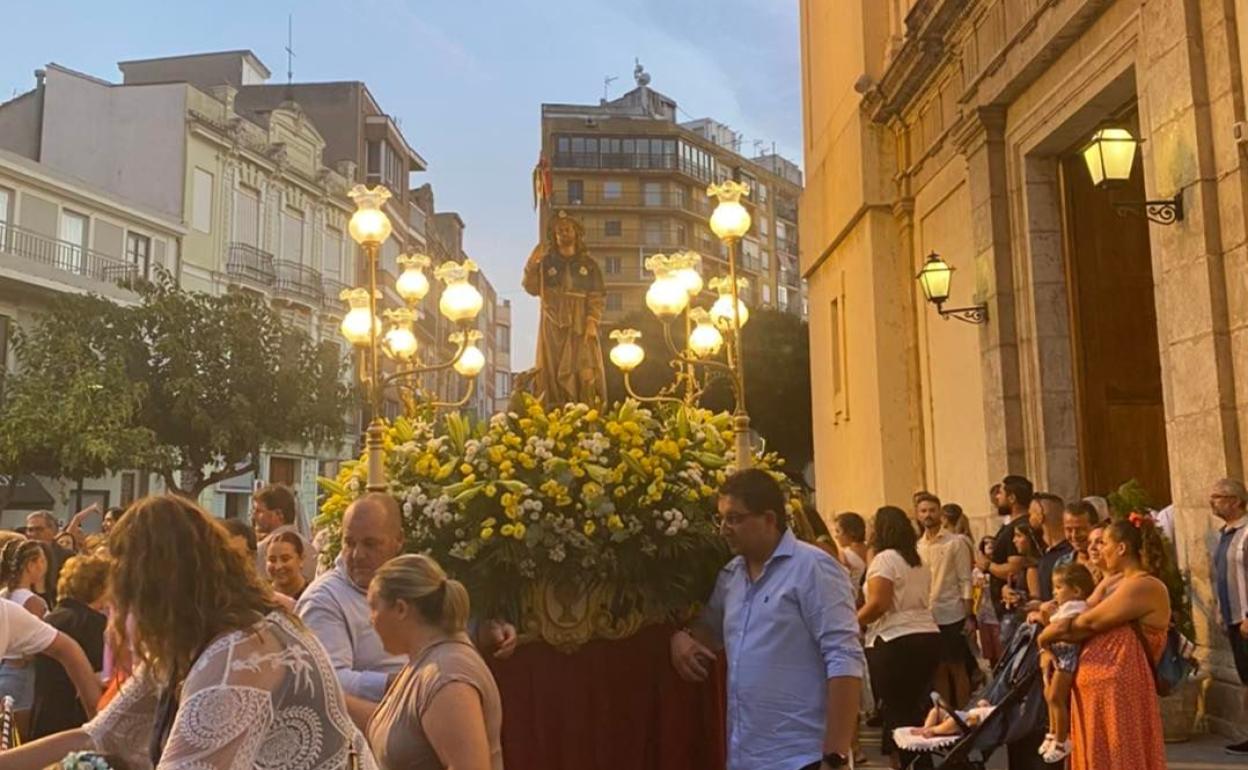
[899,622,1048,769]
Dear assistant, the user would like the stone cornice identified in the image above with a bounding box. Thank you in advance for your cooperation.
[868,0,974,124]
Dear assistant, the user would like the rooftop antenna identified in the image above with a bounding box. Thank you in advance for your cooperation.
[753,139,765,156]
[285,14,296,86]
[602,75,618,102]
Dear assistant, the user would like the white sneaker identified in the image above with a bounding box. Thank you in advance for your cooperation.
[1042,738,1073,763]
[1037,734,1056,757]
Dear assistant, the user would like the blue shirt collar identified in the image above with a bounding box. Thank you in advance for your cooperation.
[726,529,798,578]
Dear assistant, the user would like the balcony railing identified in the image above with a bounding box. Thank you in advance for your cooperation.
[321,276,350,312]
[778,239,799,257]
[274,260,324,306]
[775,200,798,222]
[226,242,276,288]
[549,190,709,215]
[0,221,139,286]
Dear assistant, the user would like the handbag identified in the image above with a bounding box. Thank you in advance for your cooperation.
[1130,621,1193,697]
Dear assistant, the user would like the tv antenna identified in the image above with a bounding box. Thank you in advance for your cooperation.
[602,75,618,101]
[285,14,296,85]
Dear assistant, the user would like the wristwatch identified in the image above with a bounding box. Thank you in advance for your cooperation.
[822,752,850,768]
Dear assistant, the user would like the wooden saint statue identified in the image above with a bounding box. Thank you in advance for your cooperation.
[518,211,607,406]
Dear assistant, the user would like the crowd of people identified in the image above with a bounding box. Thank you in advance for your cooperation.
[0,470,1243,770]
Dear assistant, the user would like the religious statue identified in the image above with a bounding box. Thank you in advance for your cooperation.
[518,211,607,406]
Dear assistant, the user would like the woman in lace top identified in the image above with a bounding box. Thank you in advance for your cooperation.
[4,494,376,770]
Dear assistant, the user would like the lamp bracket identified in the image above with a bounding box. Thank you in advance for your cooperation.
[1112,190,1183,225]
[936,303,989,325]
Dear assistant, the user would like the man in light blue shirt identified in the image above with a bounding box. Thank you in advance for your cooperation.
[671,469,864,770]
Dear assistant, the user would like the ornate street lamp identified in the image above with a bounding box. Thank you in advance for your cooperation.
[915,252,987,325]
[606,181,758,469]
[344,184,485,491]
[1081,125,1183,225]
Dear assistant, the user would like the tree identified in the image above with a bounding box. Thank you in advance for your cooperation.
[0,273,355,498]
[604,307,813,472]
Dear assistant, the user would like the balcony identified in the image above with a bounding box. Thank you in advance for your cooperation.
[321,276,350,313]
[226,243,276,288]
[274,260,324,307]
[775,199,798,222]
[778,238,799,257]
[553,152,678,171]
[549,190,709,216]
[0,221,138,287]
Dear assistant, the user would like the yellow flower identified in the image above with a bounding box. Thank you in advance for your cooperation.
[482,517,498,527]
[585,409,599,422]
[480,527,495,540]
[614,486,627,499]
[500,524,515,537]
[583,520,597,536]
[459,463,473,475]
[512,523,527,539]
[484,484,497,498]
[607,514,624,531]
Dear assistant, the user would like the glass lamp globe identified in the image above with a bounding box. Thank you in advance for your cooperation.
[707,181,752,241]
[915,253,953,305]
[687,308,724,357]
[708,276,750,330]
[449,330,486,377]
[1082,127,1138,187]
[646,272,690,318]
[395,253,432,304]
[608,329,645,372]
[382,308,418,361]
[670,250,704,296]
[347,185,394,246]
[339,288,379,347]
[436,260,484,323]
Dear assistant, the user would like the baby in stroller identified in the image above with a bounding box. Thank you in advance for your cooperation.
[919,699,996,737]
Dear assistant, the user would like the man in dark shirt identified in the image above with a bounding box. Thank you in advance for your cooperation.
[1031,493,1073,602]
[980,475,1032,618]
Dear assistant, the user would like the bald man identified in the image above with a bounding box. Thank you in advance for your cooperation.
[296,493,517,701]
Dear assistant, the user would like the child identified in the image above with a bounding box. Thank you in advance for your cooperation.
[919,699,996,737]
[972,537,1003,666]
[1038,562,1097,763]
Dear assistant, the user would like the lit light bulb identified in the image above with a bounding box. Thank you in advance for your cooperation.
[707,181,752,241]
[436,260,484,323]
[339,288,379,346]
[608,328,645,372]
[687,308,724,357]
[395,253,431,304]
[449,330,486,377]
[347,185,394,246]
[646,273,689,318]
[708,276,751,330]
[382,308,418,361]
[670,250,704,296]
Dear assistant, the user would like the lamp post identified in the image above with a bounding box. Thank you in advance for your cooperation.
[344,184,485,491]
[606,182,756,469]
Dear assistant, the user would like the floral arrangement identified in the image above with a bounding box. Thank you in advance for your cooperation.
[317,394,801,623]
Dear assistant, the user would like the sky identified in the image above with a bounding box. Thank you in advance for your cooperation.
[0,0,803,369]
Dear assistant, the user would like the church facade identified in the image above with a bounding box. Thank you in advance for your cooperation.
[800,0,1248,729]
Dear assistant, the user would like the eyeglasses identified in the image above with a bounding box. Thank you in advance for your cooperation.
[716,511,763,528]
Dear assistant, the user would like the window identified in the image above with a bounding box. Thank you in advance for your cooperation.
[59,210,88,273]
[605,256,622,274]
[830,298,843,396]
[643,182,663,207]
[269,456,300,487]
[236,187,260,246]
[366,141,381,178]
[282,208,304,263]
[761,249,770,270]
[762,283,772,305]
[757,183,769,204]
[567,180,585,204]
[643,219,663,246]
[497,326,510,353]
[603,181,622,200]
[606,293,622,311]
[605,220,622,236]
[758,215,769,237]
[192,168,214,233]
[323,227,343,278]
[126,232,151,277]
[495,371,510,398]
[778,285,789,309]
[675,223,687,246]
[224,492,251,520]
[0,187,11,251]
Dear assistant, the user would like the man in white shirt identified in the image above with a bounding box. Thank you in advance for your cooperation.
[0,599,101,720]
[915,493,973,708]
[252,484,317,581]
[296,493,518,702]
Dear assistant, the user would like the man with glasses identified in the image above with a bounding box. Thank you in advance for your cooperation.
[24,511,73,605]
[1210,478,1248,755]
[669,469,863,770]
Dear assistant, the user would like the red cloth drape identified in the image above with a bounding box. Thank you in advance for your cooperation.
[488,623,726,770]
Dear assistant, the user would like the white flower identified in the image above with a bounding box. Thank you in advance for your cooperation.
[402,502,413,516]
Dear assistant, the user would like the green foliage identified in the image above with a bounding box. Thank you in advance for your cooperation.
[604,307,813,473]
[0,271,355,497]
[1105,479,1195,640]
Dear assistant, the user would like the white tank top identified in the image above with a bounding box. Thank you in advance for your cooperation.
[1,588,42,661]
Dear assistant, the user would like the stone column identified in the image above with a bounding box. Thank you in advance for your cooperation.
[956,107,1027,483]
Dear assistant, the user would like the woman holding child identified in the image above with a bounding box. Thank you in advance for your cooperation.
[1036,516,1170,770]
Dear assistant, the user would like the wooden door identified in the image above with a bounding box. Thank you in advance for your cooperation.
[1060,154,1172,505]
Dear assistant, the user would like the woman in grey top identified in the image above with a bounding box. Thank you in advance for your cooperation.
[364,554,503,770]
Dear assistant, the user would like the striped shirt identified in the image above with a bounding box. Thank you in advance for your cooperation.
[1211,517,1248,627]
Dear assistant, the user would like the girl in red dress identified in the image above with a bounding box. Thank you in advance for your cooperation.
[1037,517,1171,770]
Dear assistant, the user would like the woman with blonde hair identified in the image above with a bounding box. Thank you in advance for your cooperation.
[2,494,374,770]
[364,554,503,770]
